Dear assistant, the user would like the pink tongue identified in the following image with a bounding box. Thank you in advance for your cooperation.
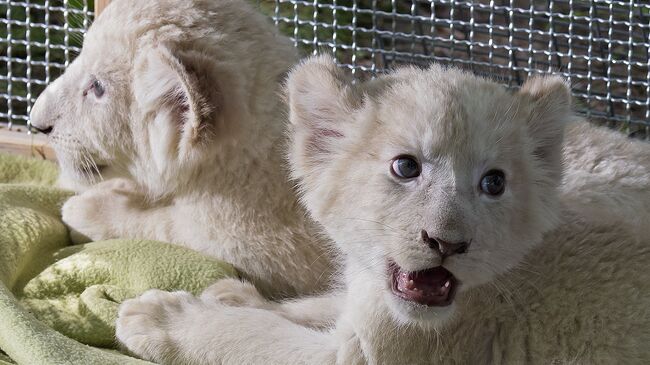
[397,267,450,295]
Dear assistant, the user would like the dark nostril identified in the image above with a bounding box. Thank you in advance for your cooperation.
[421,230,470,258]
[33,126,53,135]
[437,239,470,257]
[421,230,436,250]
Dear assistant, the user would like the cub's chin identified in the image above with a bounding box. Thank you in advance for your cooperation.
[384,261,459,327]
[57,162,120,192]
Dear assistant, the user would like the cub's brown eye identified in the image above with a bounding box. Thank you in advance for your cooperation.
[480,170,506,196]
[391,156,420,179]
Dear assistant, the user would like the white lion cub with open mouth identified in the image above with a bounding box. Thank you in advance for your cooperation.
[116,56,650,364]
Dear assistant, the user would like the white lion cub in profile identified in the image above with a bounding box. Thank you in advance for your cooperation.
[28,0,333,297]
[116,56,650,364]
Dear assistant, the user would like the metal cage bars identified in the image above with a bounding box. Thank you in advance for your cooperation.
[1,0,649,138]
[272,0,650,137]
[1,0,91,129]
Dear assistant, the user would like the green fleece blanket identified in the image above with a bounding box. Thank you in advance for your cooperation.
[0,153,238,364]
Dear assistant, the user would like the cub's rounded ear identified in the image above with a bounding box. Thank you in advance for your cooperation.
[285,55,359,179]
[518,76,572,179]
[133,45,221,163]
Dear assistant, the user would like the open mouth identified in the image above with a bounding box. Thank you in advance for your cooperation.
[390,262,458,307]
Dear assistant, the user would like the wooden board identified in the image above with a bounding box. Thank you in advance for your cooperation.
[0,129,56,161]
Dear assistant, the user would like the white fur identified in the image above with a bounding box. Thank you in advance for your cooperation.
[29,0,335,297]
[116,56,650,364]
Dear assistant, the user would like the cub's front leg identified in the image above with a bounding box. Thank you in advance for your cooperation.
[61,178,174,243]
[203,278,344,329]
[116,289,337,365]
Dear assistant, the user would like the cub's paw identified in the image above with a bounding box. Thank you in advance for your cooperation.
[61,194,111,243]
[201,278,273,310]
[61,178,139,243]
[116,289,196,363]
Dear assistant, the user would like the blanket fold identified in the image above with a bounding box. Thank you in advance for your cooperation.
[0,153,238,364]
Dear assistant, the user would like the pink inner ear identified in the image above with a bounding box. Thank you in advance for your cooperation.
[168,88,189,110]
[177,102,190,114]
[163,88,191,126]
[306,127,343,154]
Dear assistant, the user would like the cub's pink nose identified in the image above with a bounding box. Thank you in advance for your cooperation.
[30,88,56,135]
[421,230,470,260]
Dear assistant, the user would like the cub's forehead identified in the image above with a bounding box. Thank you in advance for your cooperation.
[82,0,203,54]
[372,67,524,159]
[78,1,200,71]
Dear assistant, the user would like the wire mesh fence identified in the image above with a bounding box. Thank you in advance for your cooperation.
[1,0,91,131]
[2,0,649,138]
